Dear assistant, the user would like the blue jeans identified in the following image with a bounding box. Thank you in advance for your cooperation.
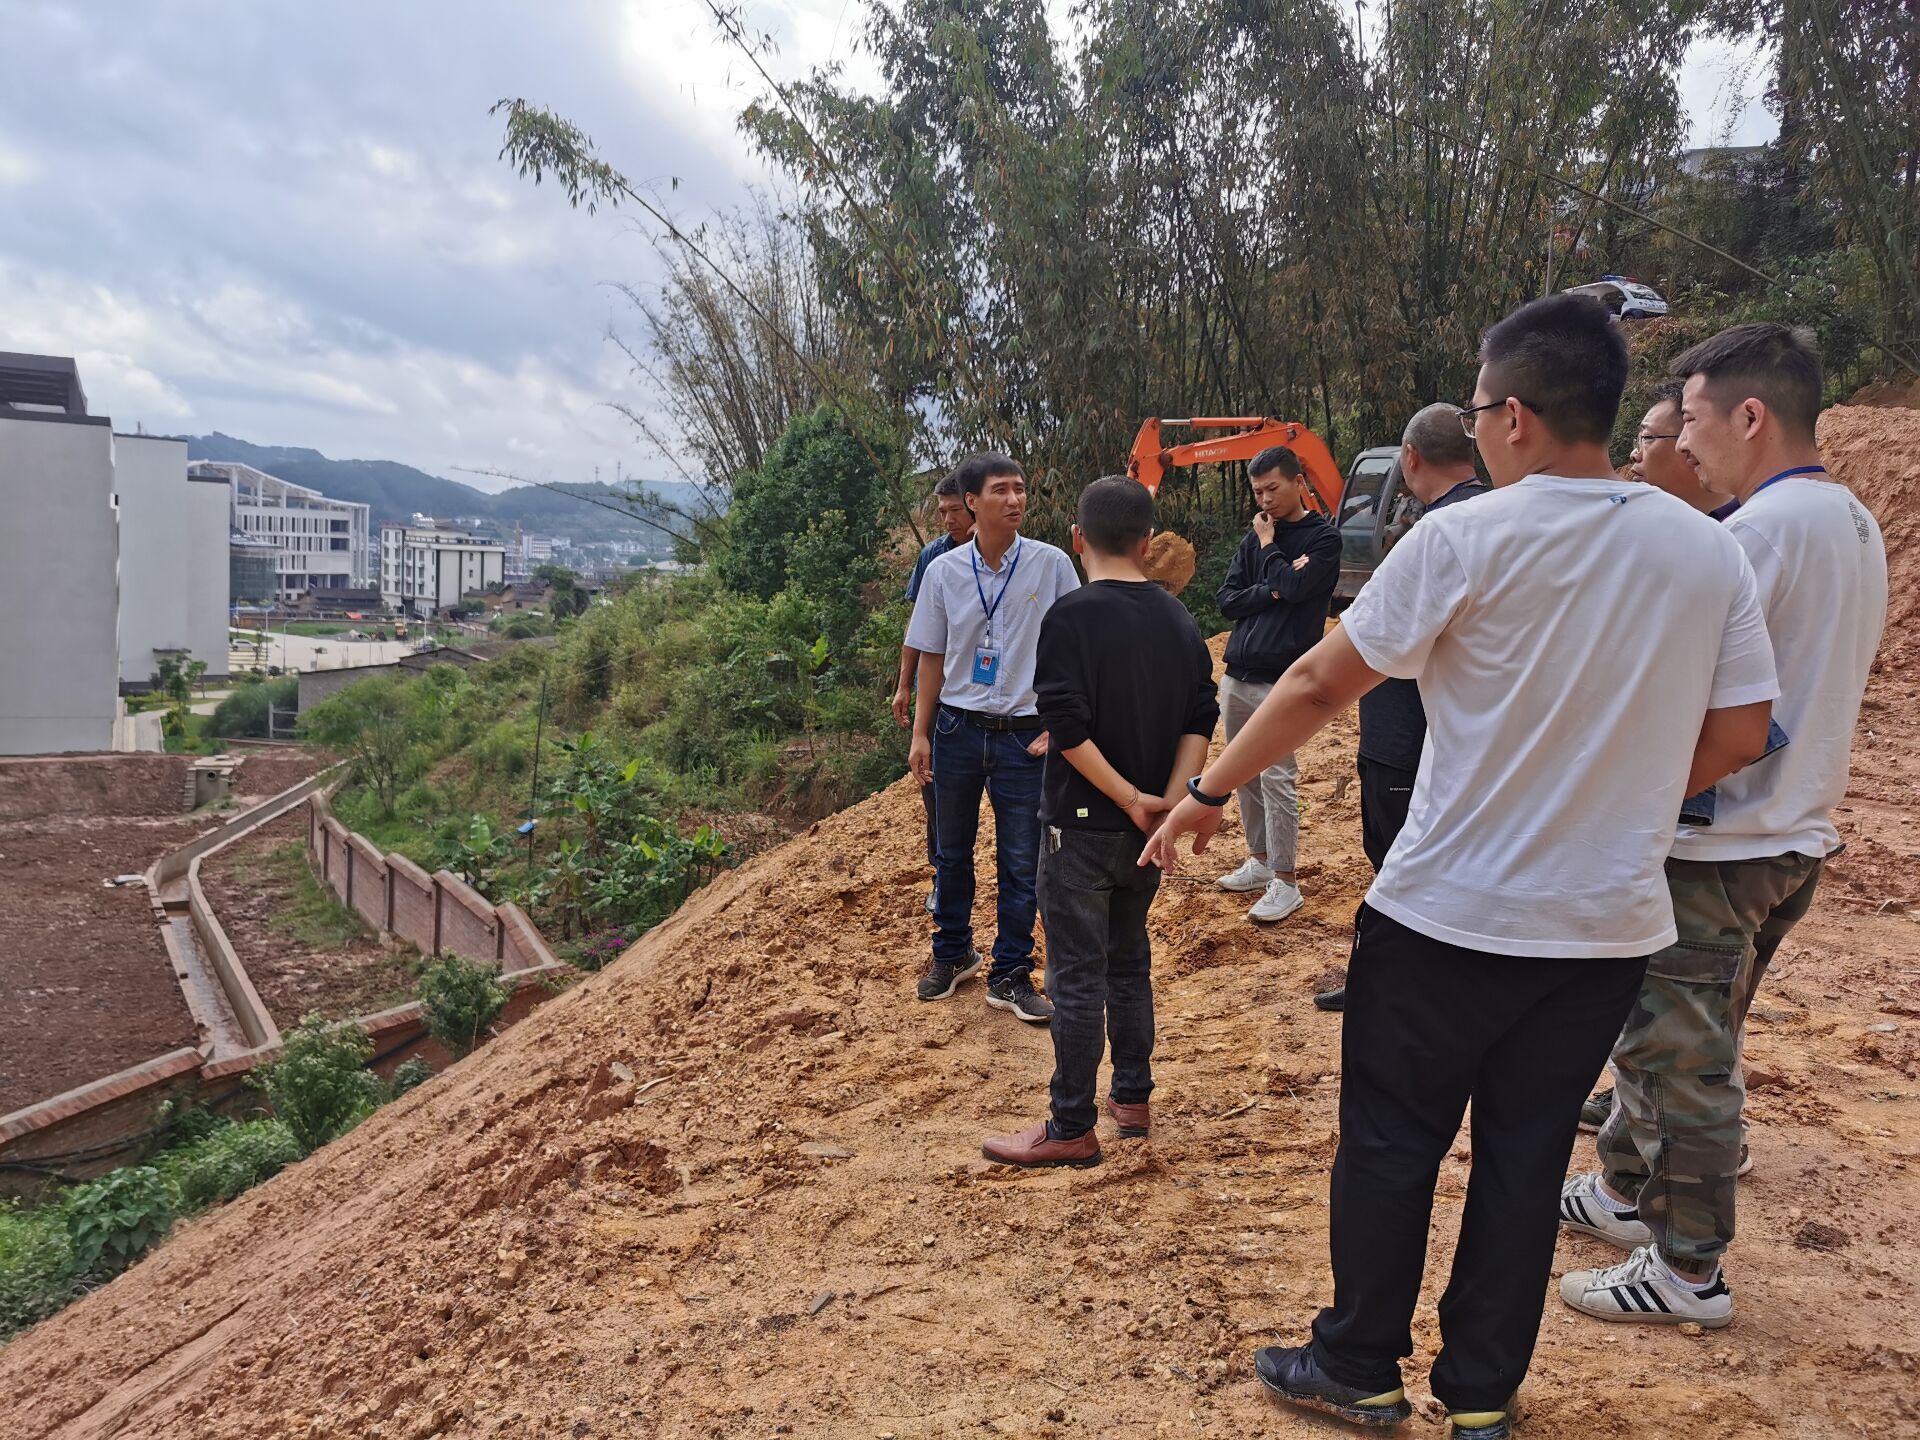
[931,707,1043,983]
[1039,826,1161,1139]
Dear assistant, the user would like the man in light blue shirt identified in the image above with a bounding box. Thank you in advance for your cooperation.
[906,453,1080,1023]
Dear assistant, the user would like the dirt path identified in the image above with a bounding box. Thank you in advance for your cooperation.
[1,409,1914,1438]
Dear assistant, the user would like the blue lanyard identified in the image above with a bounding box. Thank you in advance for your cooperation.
[1750,465,1826,501]
[972,539,1022,637]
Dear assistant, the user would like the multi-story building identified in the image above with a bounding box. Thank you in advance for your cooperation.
[0,353,120,753]
[115,434,231,689]
[380,524,506,617]
[198,460,372,596]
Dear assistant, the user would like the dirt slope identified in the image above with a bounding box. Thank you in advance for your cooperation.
[4,409,1918,1440]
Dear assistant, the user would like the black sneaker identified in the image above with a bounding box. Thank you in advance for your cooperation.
[1254,1345,1411,1427]
[1313,985,1346,1012]
[916,948,982,1001]
[985,975,1053,1024]
[1578,1087,1614,1134]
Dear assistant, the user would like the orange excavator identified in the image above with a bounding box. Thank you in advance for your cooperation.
[1126,417,1345,516]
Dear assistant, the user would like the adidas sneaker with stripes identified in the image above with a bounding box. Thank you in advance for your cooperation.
[1559,1245,1734,1328]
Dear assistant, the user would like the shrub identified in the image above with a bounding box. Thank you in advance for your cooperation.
[566,927,634,973]
[0,1202,78,1340]
[156,1119,302,1213]
[63,1167,174,1277]
[418,955,509,1057]
[386,1055,435,1098]
[209,677,297,739]
[254,1016,382,1154]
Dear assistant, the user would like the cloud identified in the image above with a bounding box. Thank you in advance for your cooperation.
[0,0,1777,497]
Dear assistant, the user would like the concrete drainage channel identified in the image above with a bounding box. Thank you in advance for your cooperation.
[0,763,569,1194]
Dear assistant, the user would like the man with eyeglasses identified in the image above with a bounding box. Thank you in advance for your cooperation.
[1139,293,1776,1438]
[1626,379,1732,515]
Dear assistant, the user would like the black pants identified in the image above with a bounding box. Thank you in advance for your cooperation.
[1311,906,1649,1411]
[1357,756,1417,872]
[1037,827,1161,1140]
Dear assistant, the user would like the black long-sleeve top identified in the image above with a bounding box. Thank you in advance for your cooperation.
[1035,580,1220,831]
[1218,513,1342,682]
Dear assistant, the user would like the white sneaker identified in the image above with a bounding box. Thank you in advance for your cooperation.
[1248,877,1304,923]
[1558,1172,1651,1250]
[1216,857,1274,893]
[1559,1244,1733,1328]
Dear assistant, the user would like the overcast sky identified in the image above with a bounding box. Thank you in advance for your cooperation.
[0,2,1775,491]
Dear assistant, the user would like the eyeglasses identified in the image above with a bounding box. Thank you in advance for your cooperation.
[1635,431,1681,445]
[1457,397,1542,437]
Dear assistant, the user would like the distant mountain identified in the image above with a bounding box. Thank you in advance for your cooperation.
[180,432,708,550]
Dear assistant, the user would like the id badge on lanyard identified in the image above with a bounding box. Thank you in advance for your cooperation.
[971,540,1021,689]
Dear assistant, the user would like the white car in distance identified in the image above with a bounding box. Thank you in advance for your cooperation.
[1562,275,1670,320]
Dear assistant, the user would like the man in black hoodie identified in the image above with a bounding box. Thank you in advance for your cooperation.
[1214,446,1343,923]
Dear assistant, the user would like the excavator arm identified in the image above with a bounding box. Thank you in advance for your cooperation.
[1126,417,1344,519]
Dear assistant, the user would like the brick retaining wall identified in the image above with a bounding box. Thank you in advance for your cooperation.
[306,793,556,973]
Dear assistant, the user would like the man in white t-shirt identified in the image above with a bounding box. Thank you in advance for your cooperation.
[1140,293,1776,1438]
[1560,324,1887,1331]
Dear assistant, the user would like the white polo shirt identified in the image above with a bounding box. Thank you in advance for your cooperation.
[1342,474,1778,959]
[1672,475,1887,861]
[904,536,1080,716]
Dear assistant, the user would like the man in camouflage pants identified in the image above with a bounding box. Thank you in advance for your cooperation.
[1558,324,1887,1329]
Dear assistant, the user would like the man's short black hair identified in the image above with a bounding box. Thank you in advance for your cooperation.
[1076,475,1153,555]
[1478,292,1629,445]
[1248,445,1303,480]
[1669,322,1823,442]
[948,452,1025,498]
[933,470,964,499]
[1647,378,1686,412]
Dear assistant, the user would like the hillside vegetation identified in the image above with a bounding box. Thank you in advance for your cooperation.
[300,406,908,961]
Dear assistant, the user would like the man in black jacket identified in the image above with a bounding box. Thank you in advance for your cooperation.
[1315,404,1488,1010]
[1214,446,1342,923]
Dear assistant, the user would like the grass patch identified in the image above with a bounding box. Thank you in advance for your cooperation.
[163,712,220,755]
[255,842,373,949]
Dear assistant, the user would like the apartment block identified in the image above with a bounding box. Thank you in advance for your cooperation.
[115,433,231,688]
[197,461,372,595]
[380,524,506,617]
[0,353,119,753]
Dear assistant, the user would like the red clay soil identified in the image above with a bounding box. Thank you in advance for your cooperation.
[197,810,420,1029]
[230,751,334,805]
[0,814,201,1116]
[2,407,1917,1439]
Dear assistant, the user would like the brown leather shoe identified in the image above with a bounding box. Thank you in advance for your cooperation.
[1105,1096,1150,1138]
[980,1120,1101,1169]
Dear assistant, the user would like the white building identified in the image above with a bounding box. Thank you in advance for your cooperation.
[115,434,230,689]
[380,524,506,617]
[199,460,372,596]
[0,353,120,754]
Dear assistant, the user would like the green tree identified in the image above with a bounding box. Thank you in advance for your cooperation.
[714,406,891,604]
[299,677,428,815]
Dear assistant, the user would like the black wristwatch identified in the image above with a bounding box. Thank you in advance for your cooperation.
[1187,776,1231,808]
